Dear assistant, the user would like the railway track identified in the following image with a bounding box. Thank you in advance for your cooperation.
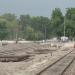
[0,43,61,62]
[0,43,55,56]
[0,44,52,62]
[63,58,75,75]
[37,49,75,75]
[0,46,37,62]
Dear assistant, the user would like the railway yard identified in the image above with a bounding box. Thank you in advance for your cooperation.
[0,41,75,75]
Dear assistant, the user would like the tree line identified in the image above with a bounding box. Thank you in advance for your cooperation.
[0,8,75,41]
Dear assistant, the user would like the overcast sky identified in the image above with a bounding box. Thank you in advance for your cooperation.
[0,0,75,17]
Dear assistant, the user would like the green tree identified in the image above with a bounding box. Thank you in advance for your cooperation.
[0,19,9,40]
[19,14,31,38]
[51,8,64,37]
[2,13,16,21]
[31,16,50,39]
[65,8,75,39]
[2,13,19,40]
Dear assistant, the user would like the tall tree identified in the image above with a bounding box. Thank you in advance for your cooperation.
[65,8,75,39]
[31,16,50,39]
[0,19,9,40]
[2,13,19,40]
[51,8,64,37]
[19,14,31,38]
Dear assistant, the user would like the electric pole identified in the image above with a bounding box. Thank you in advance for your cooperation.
[64,16,66,37]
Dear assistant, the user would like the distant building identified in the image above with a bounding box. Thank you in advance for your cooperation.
[61,36,68,42]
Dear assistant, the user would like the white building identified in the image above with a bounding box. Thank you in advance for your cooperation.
[61,36,68,42]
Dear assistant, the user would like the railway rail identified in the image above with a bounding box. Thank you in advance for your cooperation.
[0,43,61,62]
[37,49,75,75]
[0,44,53,62]
[0,45,37,62]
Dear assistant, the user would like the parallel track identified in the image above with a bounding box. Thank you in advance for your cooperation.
[0,44,51,62]
[0,44,52,62]
[37,49,75,75]
[0,46,36,62]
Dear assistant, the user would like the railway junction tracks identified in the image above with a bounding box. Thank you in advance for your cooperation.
[0,43,58,62]
[0,47,34,62]
[37,49,75,75]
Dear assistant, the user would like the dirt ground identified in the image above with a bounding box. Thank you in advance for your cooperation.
[0,42,74,75]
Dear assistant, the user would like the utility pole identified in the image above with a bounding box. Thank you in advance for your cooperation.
[64,16,66,37]
[44,25,46,42]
